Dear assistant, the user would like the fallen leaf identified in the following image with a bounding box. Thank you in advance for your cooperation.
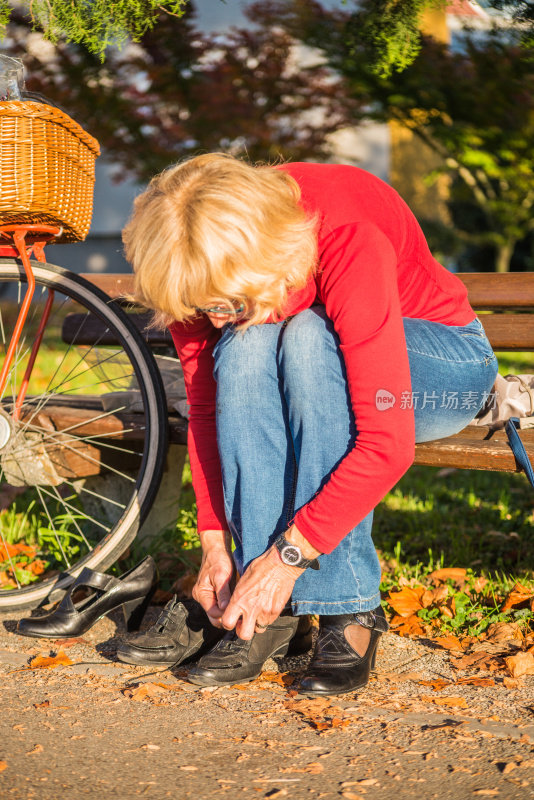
[501,762,517,775]
[421,695,468,708]
[171,572,197,598]
[418,679,451,691]
[0,761,6,772]
[122,682,173,701]
[389,614,425,637]
[432,634,464,652]
[259,671,294,687]
[387,586,425,617]
[33,700,50,709]
[485,622,522,645]
[501,582,534,613]
[505,651,534,678]
[430,567,467,586]
[28,651,73,670]
[53,637,88,648]
[455,677,495,688]
[503,676,524,689]
[26,744,43,755]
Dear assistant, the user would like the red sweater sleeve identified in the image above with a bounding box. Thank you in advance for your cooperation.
[293,222,416,553]
[168,318,228,532]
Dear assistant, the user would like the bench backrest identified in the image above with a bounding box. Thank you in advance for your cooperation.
[82,273,534,352]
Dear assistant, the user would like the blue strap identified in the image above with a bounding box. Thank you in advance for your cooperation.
[505,417,534,489]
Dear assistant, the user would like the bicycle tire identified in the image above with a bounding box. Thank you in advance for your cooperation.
[0,260,168,610]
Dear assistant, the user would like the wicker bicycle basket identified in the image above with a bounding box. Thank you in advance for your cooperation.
[0,101,100,243]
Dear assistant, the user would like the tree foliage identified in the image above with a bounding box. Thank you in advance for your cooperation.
[256,0,534,271]
[1,1,533,71]
[5,4,350,180]
[0,0,189,59]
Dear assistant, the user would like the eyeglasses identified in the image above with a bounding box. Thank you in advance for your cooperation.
[195,301,246,316]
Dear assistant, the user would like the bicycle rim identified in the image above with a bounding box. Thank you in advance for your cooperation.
[0,260,168,610]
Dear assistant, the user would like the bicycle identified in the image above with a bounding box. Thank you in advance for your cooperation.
[0,228,168,611]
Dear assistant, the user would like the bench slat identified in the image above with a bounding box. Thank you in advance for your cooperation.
[413,424,534,472]
[457,274,534,310]
[82,273,534,311]
[479,315,534,351]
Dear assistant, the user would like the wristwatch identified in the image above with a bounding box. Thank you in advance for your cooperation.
[274,533,320,570]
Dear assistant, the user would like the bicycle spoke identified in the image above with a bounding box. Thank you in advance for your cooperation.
[38,484,111,534]
[0,467,22,590]
[8,424,144,459]
[34,485,71,568]
[64,480,126,510]
[50,484,93,552]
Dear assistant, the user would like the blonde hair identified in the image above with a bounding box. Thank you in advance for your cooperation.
[122,153,318,329]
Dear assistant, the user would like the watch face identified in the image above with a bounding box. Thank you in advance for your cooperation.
[281,545,301,566]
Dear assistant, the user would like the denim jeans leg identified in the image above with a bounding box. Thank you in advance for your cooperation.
[213,321,293,574]
[279,307,381,616]
[402,317,499,441]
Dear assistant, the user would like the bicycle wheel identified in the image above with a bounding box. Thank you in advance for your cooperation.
[0,259,168,610]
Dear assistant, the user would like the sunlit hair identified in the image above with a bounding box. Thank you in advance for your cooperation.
[122,153,319,329]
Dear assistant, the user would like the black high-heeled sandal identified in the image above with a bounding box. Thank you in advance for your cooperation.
[16,556,157,639]
[299,605,389,696]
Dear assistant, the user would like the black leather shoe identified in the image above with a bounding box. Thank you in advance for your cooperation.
[299,605,389,697]
[16,556,157,639]
[116,595,226,667]
[187,613,312,687]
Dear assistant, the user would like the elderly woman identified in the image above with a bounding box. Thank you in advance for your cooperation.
[122,154,498,695]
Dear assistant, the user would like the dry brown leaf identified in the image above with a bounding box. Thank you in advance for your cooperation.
[455,677,495,688]
[417,679,451,691]
[485,622,522,644]
[0,761,7,772]
[430,567,467,586]
[501,582,534,613]
[171,572,198,598]
[503,676,524,689]
[421,695,468,708]
[53,637,88,648]
[472,577,489,593]
[501,762,517,775]
[122,682,173,701]
[505,651,534,678]
[258,671,293,687]
[28,651,73,670]
[432,634,464,651]
[387,586,425,617]
[389,613,425,637]
[33,700,50,709]
[26,744,43,755]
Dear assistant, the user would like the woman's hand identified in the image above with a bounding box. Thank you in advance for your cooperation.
[192,530,235,627]
[220,546,302,640]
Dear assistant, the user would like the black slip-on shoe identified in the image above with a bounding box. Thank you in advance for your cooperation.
[116,595,225,667]
[16,556,157,639]
[187,613,311,687]
[299,605,389,697]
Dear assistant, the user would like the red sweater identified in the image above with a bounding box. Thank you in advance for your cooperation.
[169,163,475,554]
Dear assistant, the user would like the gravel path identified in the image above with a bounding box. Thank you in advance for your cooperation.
[1,607,533,799]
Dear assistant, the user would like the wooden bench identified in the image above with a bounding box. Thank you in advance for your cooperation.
[80,272,534,477]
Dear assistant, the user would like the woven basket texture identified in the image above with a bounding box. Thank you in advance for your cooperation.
[0,101,100,242]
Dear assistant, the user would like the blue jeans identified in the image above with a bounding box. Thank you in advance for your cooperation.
[213,308,498,615]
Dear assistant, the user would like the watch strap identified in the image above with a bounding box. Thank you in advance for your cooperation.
[274,534,320,570]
